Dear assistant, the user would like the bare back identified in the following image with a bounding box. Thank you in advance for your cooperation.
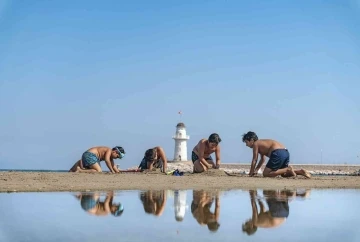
[87,146,111,161]
[256,139,285,157]
[193,139,216,158]
[256,213,285,228]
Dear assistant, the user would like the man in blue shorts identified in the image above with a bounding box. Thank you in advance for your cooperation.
[242,131,311,178]
[69,146,125,173]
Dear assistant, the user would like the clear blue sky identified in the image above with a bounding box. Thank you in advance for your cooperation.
[0,0,359,170]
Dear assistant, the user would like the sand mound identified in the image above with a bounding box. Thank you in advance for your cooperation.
[196,169,229,177]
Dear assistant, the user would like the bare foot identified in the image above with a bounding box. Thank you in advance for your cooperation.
[298,169,312,179]
[296,189,311,198]
[287,166,297,177]
[75,166,82,173]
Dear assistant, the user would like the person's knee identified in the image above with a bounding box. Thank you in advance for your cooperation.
[262,167,273,177]
[193,167,202,173]
[193,161,204,173]
[195,167,204,173]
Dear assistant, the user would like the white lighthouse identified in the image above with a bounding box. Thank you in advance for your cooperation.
[172,122,190,161]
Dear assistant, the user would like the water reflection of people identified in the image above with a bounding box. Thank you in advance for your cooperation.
[242,189,310,235]
[75,191,124,217]
[191,190,220,232]
[140,190,167,216]
[293,189,311,200]
[174,190,187,222]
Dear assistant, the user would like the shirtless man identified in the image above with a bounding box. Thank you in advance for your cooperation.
[69,146,125,173]
[192,133,221,173]
[242,131,311,178]
[138,146,168,173]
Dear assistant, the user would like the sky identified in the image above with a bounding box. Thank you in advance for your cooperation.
[0,0,359,170]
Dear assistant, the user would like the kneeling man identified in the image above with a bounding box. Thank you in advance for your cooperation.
[69,146,125,173]
[138,146,168,173]
[242,131,311,178]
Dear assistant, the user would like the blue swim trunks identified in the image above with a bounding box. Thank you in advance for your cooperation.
[80,195,99,211]
[82,151,100,169]
[266,149,290,171]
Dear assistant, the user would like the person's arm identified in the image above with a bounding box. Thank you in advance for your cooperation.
[104,149,115,173]
[249,143,259,176]
[111,158,120,173]
[214,193,220,220]
[214,145,221,168]
[254,154,266,174]
[198,141,214,168]
[157,147,168,173]
[250,191,259,223]
[104,193,113,214]
[147,161,154,170]
[258,200,266,213]
[113,165,120,173]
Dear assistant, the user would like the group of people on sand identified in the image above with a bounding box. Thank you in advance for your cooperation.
[69,131,311,179]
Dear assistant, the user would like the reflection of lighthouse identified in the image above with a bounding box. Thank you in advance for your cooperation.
[172,123,190,161]
[174,190,187,222]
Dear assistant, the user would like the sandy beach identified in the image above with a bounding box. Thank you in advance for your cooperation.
[169,162,360,176]
[1,163,359,192]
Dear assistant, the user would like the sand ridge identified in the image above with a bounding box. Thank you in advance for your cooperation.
[1,169,360,193]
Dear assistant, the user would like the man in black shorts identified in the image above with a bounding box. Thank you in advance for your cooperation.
[242,131,311,178]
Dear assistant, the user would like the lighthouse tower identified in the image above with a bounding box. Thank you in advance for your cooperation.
[172,122,190,161]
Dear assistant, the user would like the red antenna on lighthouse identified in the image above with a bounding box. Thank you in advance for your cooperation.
[178,110,182,121]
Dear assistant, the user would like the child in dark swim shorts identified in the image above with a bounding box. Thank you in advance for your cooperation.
[242,131,311,178]
[266,148,290,171]
[138,146,168,173]
[192,133,222,173]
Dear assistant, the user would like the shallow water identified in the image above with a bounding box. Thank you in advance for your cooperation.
[0,189,359,242]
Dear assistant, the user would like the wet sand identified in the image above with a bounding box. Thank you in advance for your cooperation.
[1,166,360,192]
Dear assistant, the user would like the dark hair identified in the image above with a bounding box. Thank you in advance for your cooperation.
[144,148,156,162]
[242,131,258,142]
[208,133,221,144]
[242,221,257,235]
[208,221,220,232]
[113,146,125,154]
